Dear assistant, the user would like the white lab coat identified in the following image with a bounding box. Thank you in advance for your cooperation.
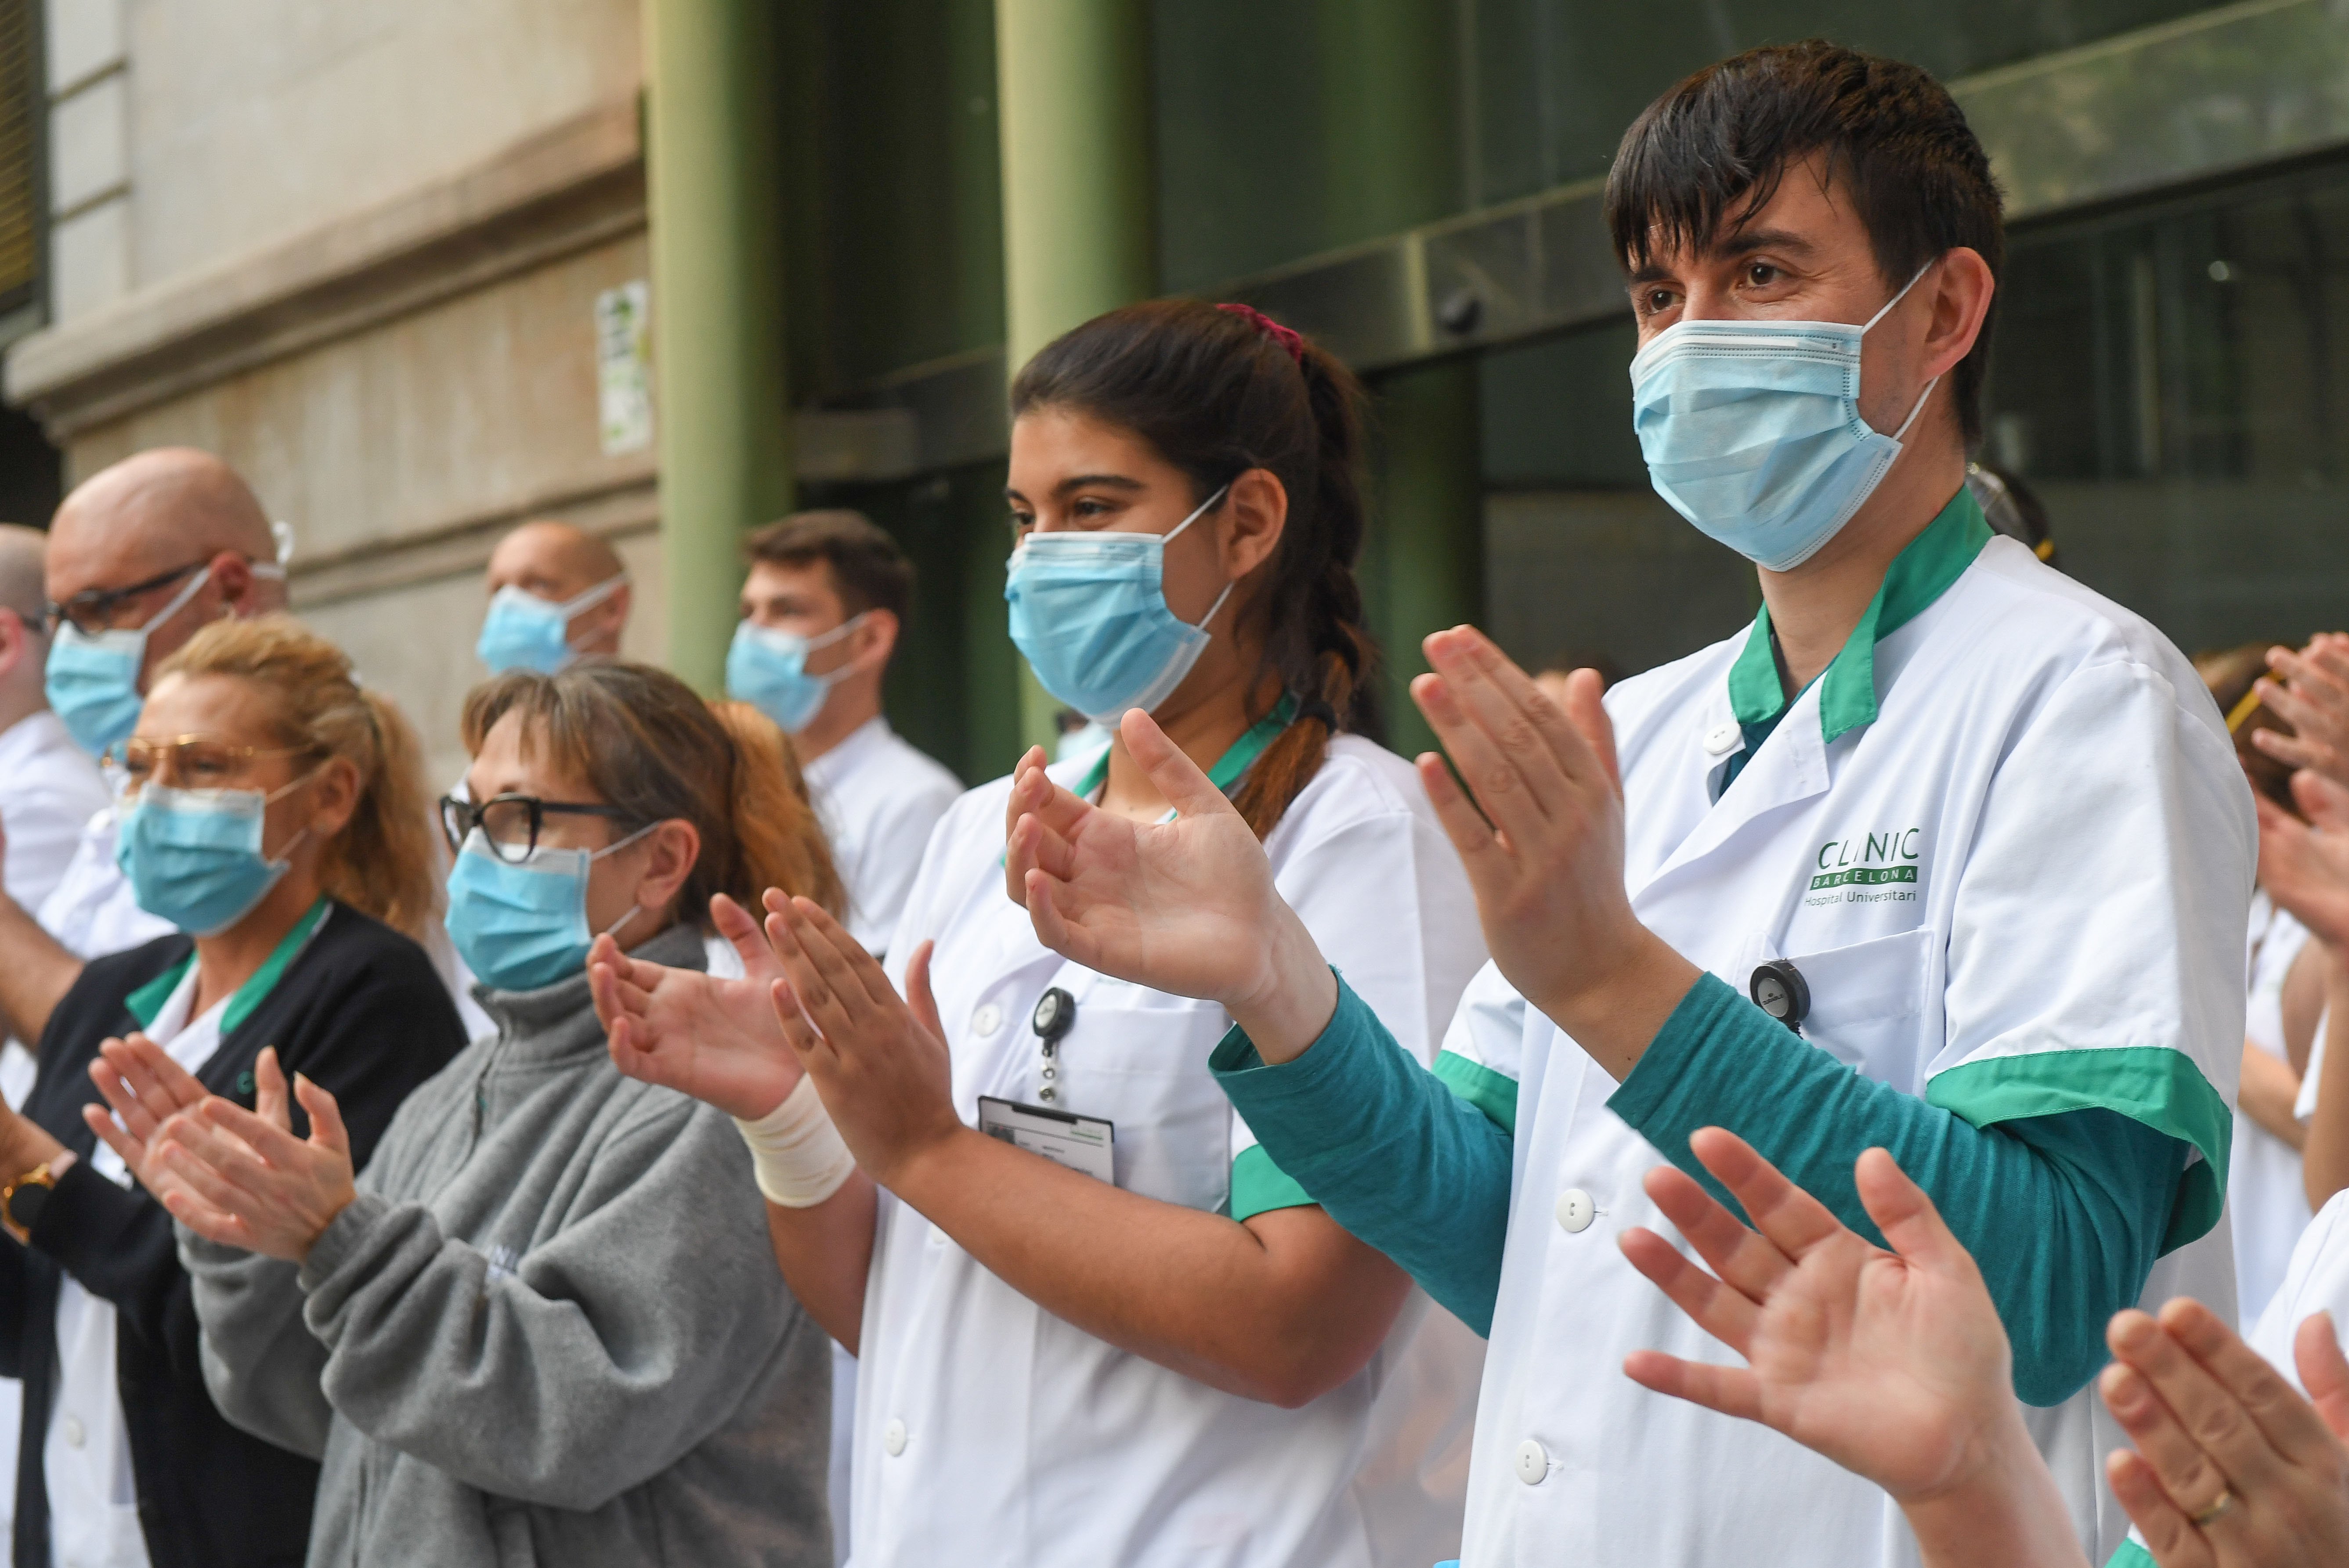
[801,716,962,956]
[0,711,110,922]
[0,709,110,1546]
[1443,536,2252,1568]
[36,805,175,964]
[2251,1186,2349,1390]
[850,735,1489,1568]
[2232,892,2313,1323]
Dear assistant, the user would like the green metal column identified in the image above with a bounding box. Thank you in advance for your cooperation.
[995,0,1155,753]
[643,0,793,693]
[1317,0,1477,759]
[1368,363,1483,757]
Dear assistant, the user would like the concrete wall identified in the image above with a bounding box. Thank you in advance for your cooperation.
[16,0,656,779]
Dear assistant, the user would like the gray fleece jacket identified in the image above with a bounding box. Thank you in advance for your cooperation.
[179,923,832,1568]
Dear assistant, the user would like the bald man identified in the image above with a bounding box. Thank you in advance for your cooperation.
[0,449,286,1049]
[0,526,106,926]
[474,519,631,673]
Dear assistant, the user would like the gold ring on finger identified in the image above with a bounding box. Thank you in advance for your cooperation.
[2188,1488,2238,1528]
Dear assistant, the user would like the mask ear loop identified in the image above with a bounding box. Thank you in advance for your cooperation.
[258,760,334,869]
[589,818,669,948]
[1162,482,1238,633]
[1861,261,1944,444]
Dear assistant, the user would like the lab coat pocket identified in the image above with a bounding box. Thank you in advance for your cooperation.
[1782,926,1938,1093]
[1056,988,1233,1213]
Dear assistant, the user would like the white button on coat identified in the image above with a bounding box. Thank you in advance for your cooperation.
[1554,1189,1595,1233]
[61,1415,83,1449]
[969,1003,1002,1037]
[1702,721,1743,758]
[1514,1439,1548,1485]
[882,1417,907,1457]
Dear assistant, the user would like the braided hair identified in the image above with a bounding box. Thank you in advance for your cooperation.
[1009,298,1379,840]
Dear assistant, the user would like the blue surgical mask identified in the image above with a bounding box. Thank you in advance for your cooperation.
[475,575,627,675]
[46,565,217,759]
[114,776,314,937]
[726,613,868,732]
[443,824,653,993]
[1629,264,1938,572]
[1005,485,1235,725]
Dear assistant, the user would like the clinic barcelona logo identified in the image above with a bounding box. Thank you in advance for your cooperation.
[1809,826,1923,894]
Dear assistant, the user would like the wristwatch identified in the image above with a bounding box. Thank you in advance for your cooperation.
[2,1161,61,1245]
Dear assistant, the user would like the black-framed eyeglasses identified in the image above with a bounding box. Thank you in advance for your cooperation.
[438,793,640,863]
[45,560,209,637]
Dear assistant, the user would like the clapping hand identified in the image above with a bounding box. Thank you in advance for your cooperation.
[1623,1130,2087,1567]
[2100,1301,2349,1568]
[1004,716,1337,1061]
[142,1045,356,1262]
[2252,771,2349,949]
[2252,634,2349,793]
[83,1031,209,1191]
[593,893,806,1121]
[1408,629,1698,1076]
[756,894,961,1190]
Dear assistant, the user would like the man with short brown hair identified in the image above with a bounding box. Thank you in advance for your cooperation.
[726,509,958,955]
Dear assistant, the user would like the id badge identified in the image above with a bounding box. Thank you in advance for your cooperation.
[977,1096,1116,1185]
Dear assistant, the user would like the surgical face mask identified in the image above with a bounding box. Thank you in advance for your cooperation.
[46,565,216,760]
[443,822,654,993]
[1004,485,1235,725]
[726,613,868,732]
[475,574,627,675]
[113,773,316,938]
[1629,264,1939,572]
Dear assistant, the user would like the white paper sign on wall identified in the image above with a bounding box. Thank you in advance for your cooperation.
[595,281,654,455]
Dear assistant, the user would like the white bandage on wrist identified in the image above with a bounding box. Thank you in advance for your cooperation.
[734,1075,856,1208]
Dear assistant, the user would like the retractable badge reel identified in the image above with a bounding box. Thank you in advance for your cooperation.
[1032,986,1077,1103]
[1748,959,1809,1034]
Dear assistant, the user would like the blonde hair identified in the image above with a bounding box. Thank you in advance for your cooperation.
[459,662,845,926]
[155,615,441,940]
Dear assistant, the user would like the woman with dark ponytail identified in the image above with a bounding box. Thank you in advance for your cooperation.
[596,298,1489,1566]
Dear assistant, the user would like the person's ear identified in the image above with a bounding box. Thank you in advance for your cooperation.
[209,551,257,614]
[1919,247,1995,382]
[299,757,363,842]
[855,609,900,670]
[634,819,701,919]
[0,608,25,682]
[1221,468,1289,581]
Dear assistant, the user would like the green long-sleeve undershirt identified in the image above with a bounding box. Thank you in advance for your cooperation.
[1212,972,2185,1407]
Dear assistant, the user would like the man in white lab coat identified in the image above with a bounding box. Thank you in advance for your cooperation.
[725,510,961,956]
[719,508,961,1567]
[0,526,108,959]
[1001,40,2252,1568]
[0,451,288,1053]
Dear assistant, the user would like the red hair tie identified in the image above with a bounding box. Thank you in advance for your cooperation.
[1216,302,1308,367]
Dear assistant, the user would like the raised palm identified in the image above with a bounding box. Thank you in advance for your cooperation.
[1004,717,1296,1013]
[1624,1133,2020,1504]
[590,894,804,1120]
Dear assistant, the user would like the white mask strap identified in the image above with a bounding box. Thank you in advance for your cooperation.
[1161,483,1231,547]
[1890,376,1941,443]
[555,572,629,618]
[590,818,663,863]
[1861,260,1937,335]
[137,563,215,635]
[802,610,870,652]
[1192,577,1237,634]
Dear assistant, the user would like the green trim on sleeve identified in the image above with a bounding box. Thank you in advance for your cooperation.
[2104,1540,2156,1568]
[1432,1049,1519,1135]
[1926,1046,2232,1254]
[1229,1142,1317,1221]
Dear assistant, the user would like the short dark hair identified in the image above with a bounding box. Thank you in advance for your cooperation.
[744,509,913,622]
[1605,41,2004,444]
